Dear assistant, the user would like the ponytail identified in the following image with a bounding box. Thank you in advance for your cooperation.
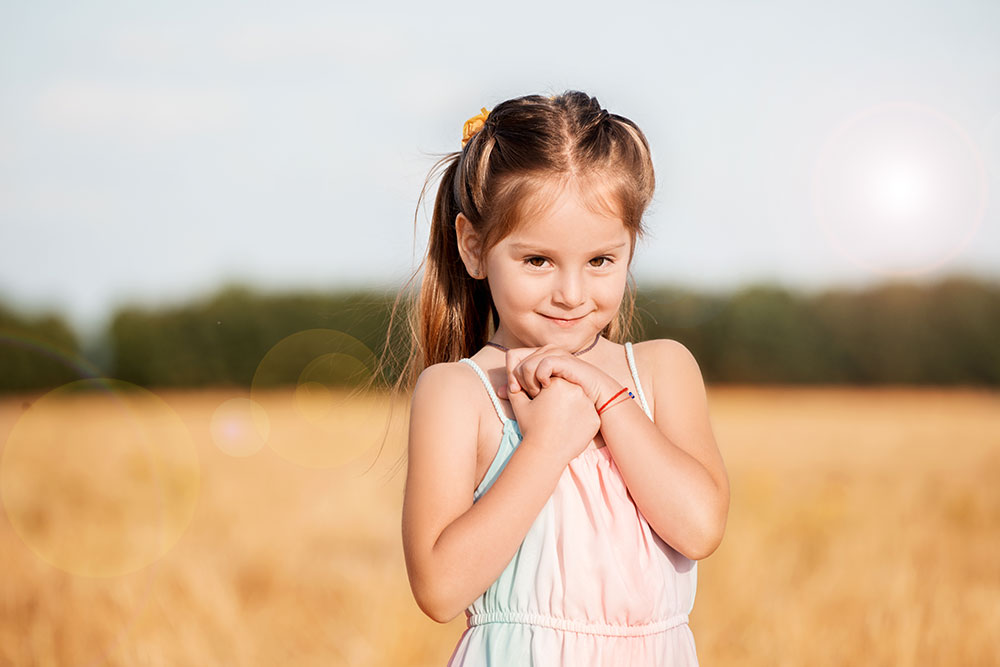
[418,155,496,366]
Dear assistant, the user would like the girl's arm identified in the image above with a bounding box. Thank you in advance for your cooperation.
[401,363,589,623]
[595,339,730,560]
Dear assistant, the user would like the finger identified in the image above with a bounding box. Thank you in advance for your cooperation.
[496,383,508,400]
[535,356,563,389]
[518,359,547,398]
[506,345,564,397]
[513,347,555,397]
[505,381,531,420]
[514,360,535,397]
[505,347,536,394]
[527,349,571,392]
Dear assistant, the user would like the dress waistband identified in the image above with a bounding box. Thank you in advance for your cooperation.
[467,611,689,637]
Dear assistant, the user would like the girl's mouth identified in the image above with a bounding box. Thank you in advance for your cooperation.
[543,314,585,327]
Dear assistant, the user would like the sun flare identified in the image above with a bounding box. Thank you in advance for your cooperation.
[812,102,988,277]
[865,157,932,222]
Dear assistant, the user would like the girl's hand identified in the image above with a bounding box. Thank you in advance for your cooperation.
[498,344,615,408]
[505,375,601,462]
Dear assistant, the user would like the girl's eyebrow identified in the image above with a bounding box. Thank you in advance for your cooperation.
[509,241,628,254]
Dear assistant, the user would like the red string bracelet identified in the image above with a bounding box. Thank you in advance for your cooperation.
[597,387,634,415]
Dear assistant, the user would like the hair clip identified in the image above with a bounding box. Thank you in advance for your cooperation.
[461,107,490,148]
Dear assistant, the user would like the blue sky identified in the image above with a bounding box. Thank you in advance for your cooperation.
[2,0,998,336]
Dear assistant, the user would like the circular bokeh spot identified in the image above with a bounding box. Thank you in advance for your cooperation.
[0,379,200,578]
[210,397,269,457]
[251,330,391,468]
[812,102,988,277]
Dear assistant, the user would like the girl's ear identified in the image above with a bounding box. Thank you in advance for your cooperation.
[455,213,486,279]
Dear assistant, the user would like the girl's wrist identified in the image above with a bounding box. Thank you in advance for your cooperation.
[594,379,631,413]
[594,376,622,410]
[597,387,635,416]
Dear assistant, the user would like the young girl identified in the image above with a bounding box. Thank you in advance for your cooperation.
[399,91,729,666]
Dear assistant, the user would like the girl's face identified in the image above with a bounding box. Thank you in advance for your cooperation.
[480,182,633,352]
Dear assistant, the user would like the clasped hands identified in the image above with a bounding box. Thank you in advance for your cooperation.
[491,344,632,460]
[494,343,622,411]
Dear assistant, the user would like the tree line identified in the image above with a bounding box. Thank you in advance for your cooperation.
[1,274,998,394]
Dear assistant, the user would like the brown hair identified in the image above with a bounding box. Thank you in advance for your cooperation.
[371,90,656,475]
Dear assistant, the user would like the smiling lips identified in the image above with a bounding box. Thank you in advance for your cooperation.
[543,314,586,327]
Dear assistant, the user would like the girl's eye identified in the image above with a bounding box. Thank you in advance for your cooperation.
[524,256,613,268]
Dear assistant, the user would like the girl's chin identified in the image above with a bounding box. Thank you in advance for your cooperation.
[495,320,610,351]
[522,330,604,351]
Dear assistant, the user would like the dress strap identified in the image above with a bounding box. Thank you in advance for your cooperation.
[624,342,653,420]
[458,358,509,425]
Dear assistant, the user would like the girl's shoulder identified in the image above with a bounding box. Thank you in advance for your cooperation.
[630,338,702,373]
[629,338,708,405]
[411,359,484,407]
[410,359,495,432]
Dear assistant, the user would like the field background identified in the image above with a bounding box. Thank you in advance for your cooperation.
[3,0,998,663]
[1,385,997,666]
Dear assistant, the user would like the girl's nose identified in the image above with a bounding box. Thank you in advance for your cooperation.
[553,270,586,308]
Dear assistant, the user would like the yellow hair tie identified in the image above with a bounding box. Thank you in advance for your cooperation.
[461,107,490,148]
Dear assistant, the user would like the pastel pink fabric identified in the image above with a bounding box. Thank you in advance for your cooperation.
[448,344,699,666]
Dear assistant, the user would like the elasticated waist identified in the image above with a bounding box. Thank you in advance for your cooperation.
[467,611,689,637]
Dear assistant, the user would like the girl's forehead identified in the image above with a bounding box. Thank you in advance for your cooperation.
[505,181,629,245]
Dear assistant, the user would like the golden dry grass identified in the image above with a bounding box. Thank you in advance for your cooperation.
[0,384,998,666]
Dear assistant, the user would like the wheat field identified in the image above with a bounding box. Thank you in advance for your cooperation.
[0,384,997,666]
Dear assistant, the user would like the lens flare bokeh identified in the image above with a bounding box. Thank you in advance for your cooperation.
[250,329,390,469]
[209,397,270,457]
[812,102,988,277]
[1,378,200,578]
